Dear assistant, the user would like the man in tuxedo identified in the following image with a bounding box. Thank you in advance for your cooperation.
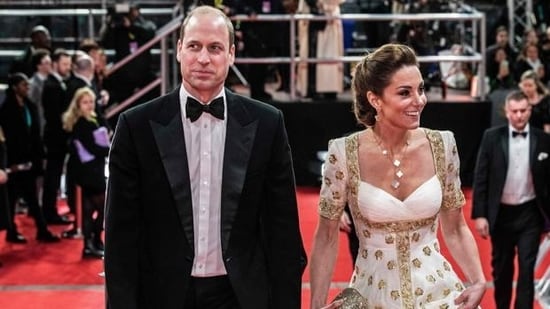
[104,6,306,309]
[472,90,550,309]
[41,48,73,225]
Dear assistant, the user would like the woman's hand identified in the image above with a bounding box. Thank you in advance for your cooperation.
[454,281,486,309]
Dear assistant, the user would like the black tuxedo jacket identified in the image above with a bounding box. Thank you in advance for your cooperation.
[104,87,306,309]
[41,74,69,153]
[472,125,550,233]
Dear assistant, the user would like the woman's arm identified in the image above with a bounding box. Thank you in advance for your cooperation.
[310,216,340,309]
[440,207,486,308]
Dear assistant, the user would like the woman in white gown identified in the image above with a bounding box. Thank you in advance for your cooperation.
[309,44,486,309]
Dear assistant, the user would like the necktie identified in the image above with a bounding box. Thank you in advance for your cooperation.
[512,131,527,138]
[186,96,224,122]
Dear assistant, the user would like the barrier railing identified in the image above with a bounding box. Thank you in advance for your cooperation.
[0,6,486,111]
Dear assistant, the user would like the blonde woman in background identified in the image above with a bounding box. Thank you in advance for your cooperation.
[519,69,550,133]
[62,87,110,259]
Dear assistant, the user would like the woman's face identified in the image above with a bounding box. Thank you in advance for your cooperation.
[526,45,539,60]
[13,80,29,98]
[78,94,95,117]
[495,49,507,62]
[519,78,537,96]
[374,65,427,130]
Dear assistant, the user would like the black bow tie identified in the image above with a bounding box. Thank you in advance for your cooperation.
[512,131,528,138]
[186,96,224,122]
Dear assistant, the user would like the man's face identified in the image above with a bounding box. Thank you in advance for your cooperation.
[55,55,72,78]
[176,12,235,99]
[496,30,509,47]
[505,98,531,131]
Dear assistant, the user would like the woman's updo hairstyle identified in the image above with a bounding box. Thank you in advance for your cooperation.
[352,44,419,127]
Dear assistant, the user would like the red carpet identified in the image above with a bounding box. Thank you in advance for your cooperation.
[0,187,547,308]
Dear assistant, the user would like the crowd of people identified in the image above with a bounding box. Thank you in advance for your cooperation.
[3,2,550,309]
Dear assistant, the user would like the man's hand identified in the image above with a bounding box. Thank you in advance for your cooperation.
[474,218,489,239]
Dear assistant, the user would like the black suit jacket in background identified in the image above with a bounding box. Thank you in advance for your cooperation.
[472,125,550,233]
[41,74,69,154]
[104,87,306,309]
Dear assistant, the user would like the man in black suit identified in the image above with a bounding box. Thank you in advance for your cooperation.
[104,6,306,309]
[41,49,73,225]
[472,90,550,309]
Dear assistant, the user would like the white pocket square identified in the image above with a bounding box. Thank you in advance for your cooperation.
[538,152,548,161]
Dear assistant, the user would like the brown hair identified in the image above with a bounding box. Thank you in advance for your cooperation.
[179,5,234,47]
[352,43,419,127]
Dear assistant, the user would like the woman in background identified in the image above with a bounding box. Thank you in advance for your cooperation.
[518,69,550,133]
[62,87,110,259]
[0,72,59,244]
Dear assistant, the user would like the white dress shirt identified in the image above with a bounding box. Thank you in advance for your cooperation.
[501,125,536,205]
[180,87,227,277]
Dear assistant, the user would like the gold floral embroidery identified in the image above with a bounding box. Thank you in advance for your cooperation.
[335,170,344,180]
[412,258,422,268]
[361,249,368,259]
[411,232,420,242]
[447,163,454,173]
[443,288,451,296]
[440,304,450,309]
[328,154,337,164]
[455,283,464,291]
[362,215,437,233]
[318,198,344,220]
[396,231,413,308]
[434,242,440,252]
[385,234,395,244]
[436,269,444,278]
[332,191,341,200]
[423,246,432,256]
[415,288,424,296]
[375,250,383,260]
[378,279,386,290]
[443,261,451,271]
[368,275,373,286]
[362,229,371,238]
[427,293,433,302]
[324,177,332,186]
[390,290,400,300]
[387,260,396,270]
[426,275,436,283]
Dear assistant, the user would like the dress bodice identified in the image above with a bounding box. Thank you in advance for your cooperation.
[318,129,467,308]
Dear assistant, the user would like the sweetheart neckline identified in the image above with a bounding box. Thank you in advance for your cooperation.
[359,175,438,203]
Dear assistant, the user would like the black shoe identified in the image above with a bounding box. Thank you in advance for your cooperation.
[82,239,104,259]
[45,214,73,225]
[36,231,61,243]
[6,232,27,244]
[61,227,81,239]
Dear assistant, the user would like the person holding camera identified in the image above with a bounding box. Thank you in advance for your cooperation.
[100,2,157,107]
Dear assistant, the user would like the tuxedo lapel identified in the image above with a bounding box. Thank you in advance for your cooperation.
[529,130,538,168]
[150,91,194,251]
[499,127,509,168]
[220,90,258,252]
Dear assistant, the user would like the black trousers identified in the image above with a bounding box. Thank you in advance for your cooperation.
[184,275,240,309]
[6,171,48,235]
[491,200,543,309]
[41,149,67,218]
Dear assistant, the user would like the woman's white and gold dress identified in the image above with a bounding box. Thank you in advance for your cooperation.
[319,129,467,308]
